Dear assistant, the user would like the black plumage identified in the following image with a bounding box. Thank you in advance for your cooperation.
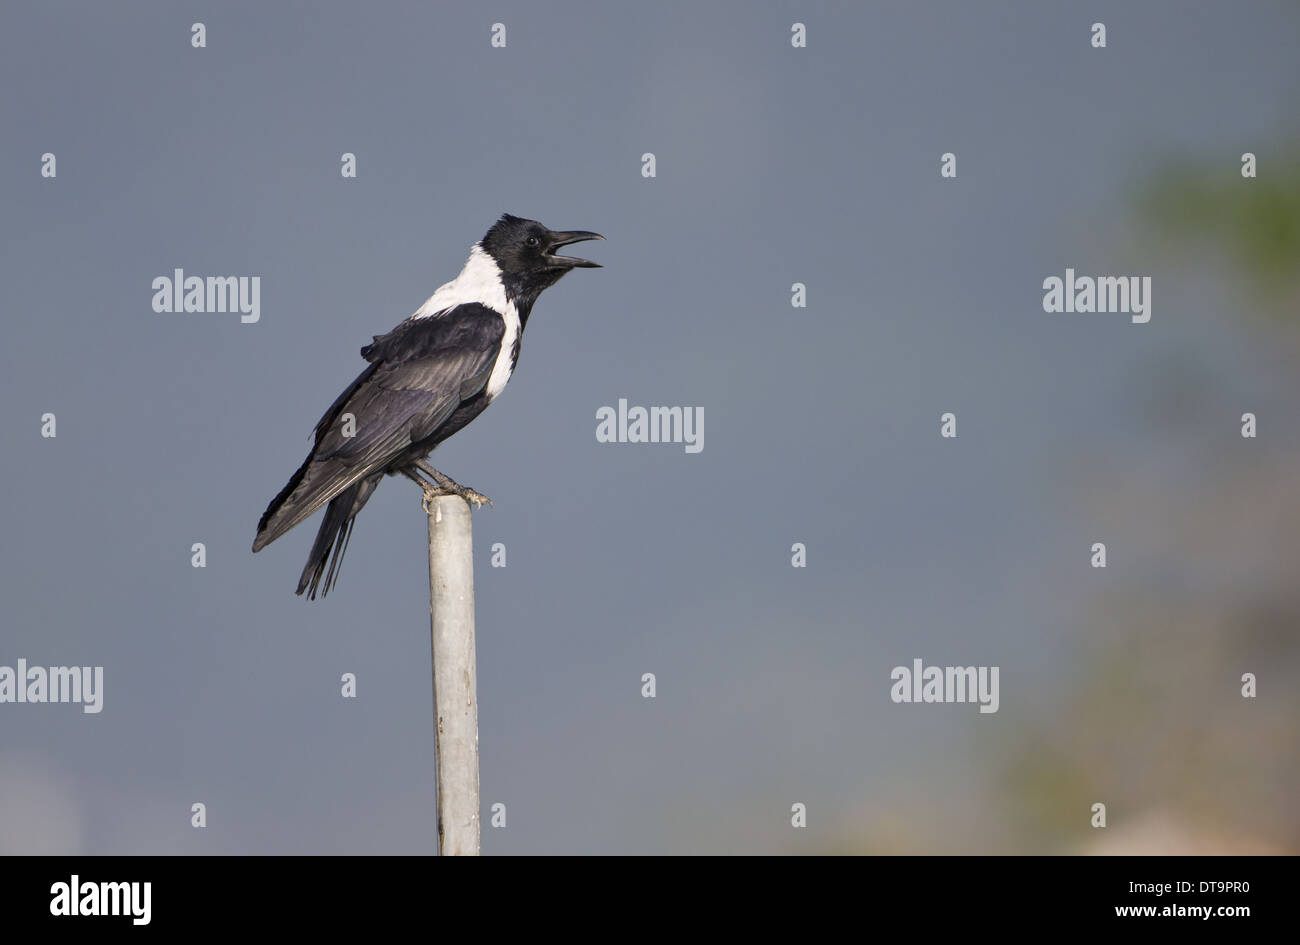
[252,214,602,598]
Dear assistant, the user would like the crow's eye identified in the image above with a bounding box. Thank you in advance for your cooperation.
[526,236,540,247]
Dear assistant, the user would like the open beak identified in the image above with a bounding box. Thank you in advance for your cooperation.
[544,230,604,268]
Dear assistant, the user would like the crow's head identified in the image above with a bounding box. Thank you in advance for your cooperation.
[479,213,603,301]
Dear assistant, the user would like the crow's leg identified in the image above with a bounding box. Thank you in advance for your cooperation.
[399,467,447,515]
[413,460,493,508]
[402,462,493,510]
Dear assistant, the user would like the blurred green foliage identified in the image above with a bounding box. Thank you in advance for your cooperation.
[1142,146,1300,307]
[1011,135,1300,854]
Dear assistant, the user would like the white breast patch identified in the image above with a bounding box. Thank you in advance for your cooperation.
[411,245,509,320]
[485,305,520,401]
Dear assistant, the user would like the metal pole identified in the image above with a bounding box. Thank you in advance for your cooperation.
[425,493,480,855]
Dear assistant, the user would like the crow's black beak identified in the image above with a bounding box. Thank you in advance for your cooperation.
[544,230,604,268]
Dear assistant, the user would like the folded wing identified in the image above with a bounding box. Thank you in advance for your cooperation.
[252,304,505,551]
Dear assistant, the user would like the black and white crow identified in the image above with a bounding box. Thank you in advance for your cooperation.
[252,214,602,598]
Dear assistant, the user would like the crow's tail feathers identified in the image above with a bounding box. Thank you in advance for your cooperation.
[296,475,381,599]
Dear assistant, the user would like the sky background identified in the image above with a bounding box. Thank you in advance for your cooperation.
[1,1,1297,854]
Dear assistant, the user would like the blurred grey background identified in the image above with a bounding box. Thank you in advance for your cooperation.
[1,1,1297,854]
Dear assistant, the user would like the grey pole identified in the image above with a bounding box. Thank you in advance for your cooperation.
[425,492,481,856]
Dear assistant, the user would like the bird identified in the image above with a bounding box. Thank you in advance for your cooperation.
[252,213,603,598]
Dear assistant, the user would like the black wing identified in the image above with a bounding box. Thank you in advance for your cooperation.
[253,304,505,551]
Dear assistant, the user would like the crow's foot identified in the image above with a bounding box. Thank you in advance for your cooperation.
[403,462,493,510]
